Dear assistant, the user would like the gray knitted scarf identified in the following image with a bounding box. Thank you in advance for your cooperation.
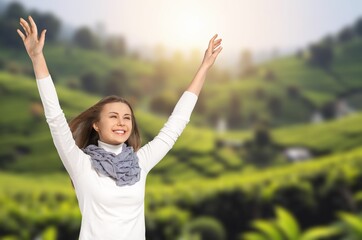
[83,144,141,186]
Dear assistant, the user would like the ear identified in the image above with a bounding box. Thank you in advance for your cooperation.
[93,122,99,132]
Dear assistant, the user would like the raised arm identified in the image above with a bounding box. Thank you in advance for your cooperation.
[17,16,49,79]
[186,34,222,96]
[17,16,87,178]
[138,35,222,172]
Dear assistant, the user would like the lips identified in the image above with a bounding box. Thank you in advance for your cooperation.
[113,130,126,135]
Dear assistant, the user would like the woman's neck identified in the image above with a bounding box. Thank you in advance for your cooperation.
[98,140,124,155]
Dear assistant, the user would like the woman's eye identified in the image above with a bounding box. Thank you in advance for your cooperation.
[124,117,131,120]
[110,116,117,118]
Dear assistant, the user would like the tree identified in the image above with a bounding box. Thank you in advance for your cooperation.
[103,69,128,96]
[263,69,277,82]
[354,17,362,37]
[268,96,282,117]
[337,27,354,43]
[227,93,243,128]
[0,3,61,46]
[4,2,26,20]
[239,49,256,77]
[104,35,126,57]
[73,27,100,50]
[308,43,333,70]
[0,59,5,70]
[321,101,336,119]
[243,124,277,166]
[149,91,177,115]
[254,126,271,147]
[80,72,101,94]
[286,85,301,98]
[321,34,334,47]
[30,102,44,121]
[194,93,206,114]
[0,2,26,48]
[254,87,266,100]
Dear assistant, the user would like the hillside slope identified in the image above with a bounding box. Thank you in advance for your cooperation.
[2,70,362,183]
[0,71,218,180]
[202,37,362,128]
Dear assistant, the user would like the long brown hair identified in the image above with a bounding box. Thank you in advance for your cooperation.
[69,96,141,151]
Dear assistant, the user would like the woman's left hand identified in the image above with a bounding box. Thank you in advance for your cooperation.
[201,34,223,69]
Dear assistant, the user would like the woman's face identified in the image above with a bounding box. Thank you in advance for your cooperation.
[93,102,133,145]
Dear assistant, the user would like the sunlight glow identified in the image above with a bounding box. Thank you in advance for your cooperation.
[164,3,216,50]
[13,0,362,54]
[175,14,205,39]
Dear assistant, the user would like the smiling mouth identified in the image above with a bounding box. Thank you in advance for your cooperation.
[113,130,126,135]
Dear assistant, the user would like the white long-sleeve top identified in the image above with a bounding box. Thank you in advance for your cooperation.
[36,75,197,240]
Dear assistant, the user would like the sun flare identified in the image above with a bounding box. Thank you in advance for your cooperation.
[167,6,215,50]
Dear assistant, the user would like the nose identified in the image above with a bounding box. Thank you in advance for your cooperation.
[117,118,125,126]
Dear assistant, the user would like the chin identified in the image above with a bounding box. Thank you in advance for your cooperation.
[115,138,129,145]
[114,140,126,145]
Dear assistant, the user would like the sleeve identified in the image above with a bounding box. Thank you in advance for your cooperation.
[137,91,198,173]
[37,75,88,179]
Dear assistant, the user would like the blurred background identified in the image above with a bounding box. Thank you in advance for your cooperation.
[1,0,362,239]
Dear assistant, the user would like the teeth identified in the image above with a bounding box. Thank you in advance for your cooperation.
[114,130,125,134]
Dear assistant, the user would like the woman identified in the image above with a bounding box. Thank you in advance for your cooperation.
[17,16,222,240]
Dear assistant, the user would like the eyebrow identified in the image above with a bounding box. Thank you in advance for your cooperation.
[108,112,131,116]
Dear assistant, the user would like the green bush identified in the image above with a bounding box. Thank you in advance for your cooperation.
[182,216,226,240]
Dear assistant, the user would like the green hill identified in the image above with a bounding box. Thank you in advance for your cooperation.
[201,37,362,128]
[0,71,221,181]
[2,25,362,182]
[2,142,362,239]
[2,7,362,238]
[2,69,362,185]
[2,28,362,240]
[2,35,362,130]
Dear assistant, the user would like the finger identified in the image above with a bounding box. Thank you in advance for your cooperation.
[19,21,28,36]
[209,34,218,43]
[212,46,223,56]
[28,16,38,36]
[212,39,222,48]
[213,40,222,49]
[39,29,47,45]
[208,34,218,50]
[17,29,26,41]
[20,18,31,35]
[212,41,222,53]
[20,18,31,33]
[213,38,222,44]
[20,24,30,37]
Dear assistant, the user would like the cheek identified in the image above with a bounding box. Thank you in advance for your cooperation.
[127,122,133,135]
[97,119,113,131]
[130,121,134,130]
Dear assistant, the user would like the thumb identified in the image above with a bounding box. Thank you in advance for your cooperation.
[39,29,47,45]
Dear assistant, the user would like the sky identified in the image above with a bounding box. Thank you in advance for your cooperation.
[3,0,362,63]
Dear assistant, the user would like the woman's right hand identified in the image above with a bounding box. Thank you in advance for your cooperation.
[17,16,47,61]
